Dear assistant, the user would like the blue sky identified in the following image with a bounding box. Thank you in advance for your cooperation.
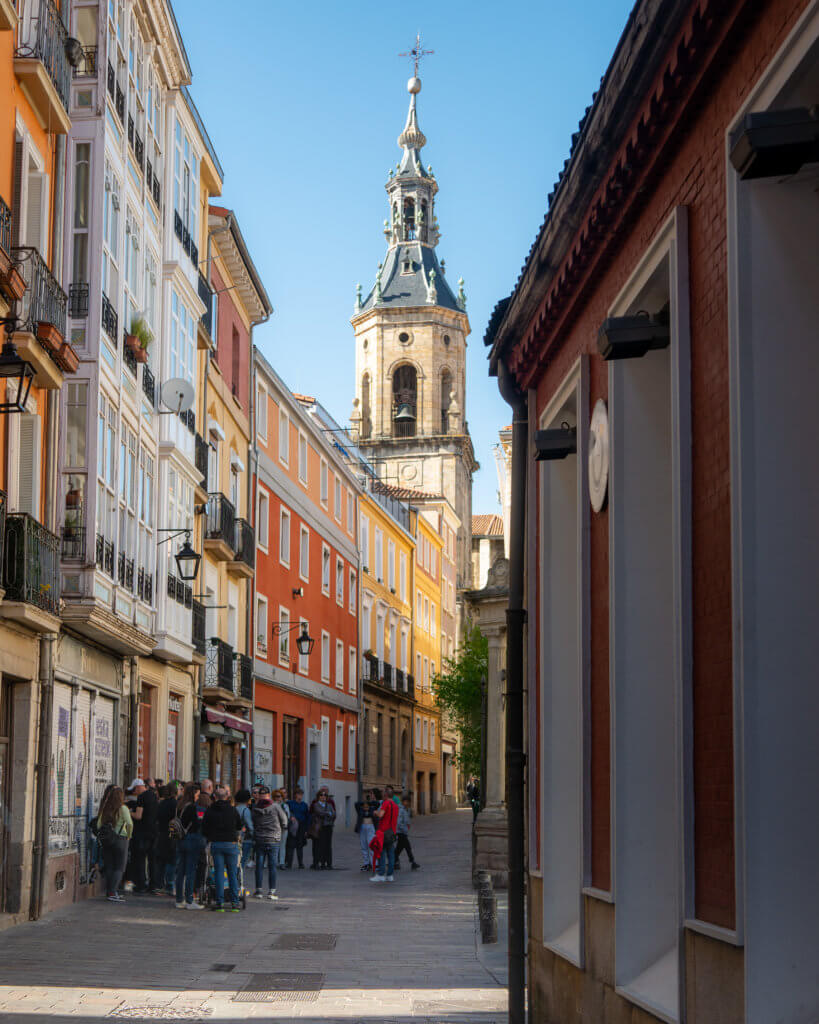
[174,0,634,513]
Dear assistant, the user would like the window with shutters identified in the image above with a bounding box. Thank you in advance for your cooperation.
[400,552,407,601]
[349,569,356,613]
[320,458,328,507]
[335,639,344,689]
[256,488,269,552]
[322,543,330,595]
[278,407,289,465]
[71,143,91,296]
[279,507,290,567]
[298,432,308,484]
[349,647,357,695]
[15,413,42,518]
[401,628,408,674]
[374,528,383,581]
[388,540,395,590]
[360,513,370,568]
[335,721,343,770]
[336,556,344,605]
[256,383,267,441]
[347,490,354,535]
[348,724,356,772]
[278,606,290,664]
[320,716,330,768]
[101,163,120,319]
[12,134,48,256]
[334,477,342,521]
[321,631,330,682]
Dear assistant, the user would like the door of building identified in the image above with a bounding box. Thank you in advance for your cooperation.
[0,681,10,911]
[282,717,300,796]
[138,690,153,778]
[308,739,320,801]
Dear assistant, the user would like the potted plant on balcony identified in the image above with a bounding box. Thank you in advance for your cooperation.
[126,313,153,364]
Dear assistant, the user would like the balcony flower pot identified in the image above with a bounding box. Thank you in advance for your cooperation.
[37,322,64,351]
[129,313,153,360]
[3,265,26,302]
[125,332,141,355]
[134,346,148,364]
[54,340,79,373]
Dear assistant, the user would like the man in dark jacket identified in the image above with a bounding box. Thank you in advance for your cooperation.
[251,786,288,899]
[202,785,243,911]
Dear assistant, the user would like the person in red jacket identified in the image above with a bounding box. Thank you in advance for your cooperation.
[370,793,399,882]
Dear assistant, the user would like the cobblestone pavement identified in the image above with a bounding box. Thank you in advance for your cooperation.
[0,808,507,1023]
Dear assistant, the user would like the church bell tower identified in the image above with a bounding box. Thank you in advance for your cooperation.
[350,69,476,584]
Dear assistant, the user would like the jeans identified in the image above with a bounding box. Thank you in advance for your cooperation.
[377,838,396,877]
[255,841,279,892]
[130,833,157,891]
[359,822,375,866]
[211,841,240,906]
[154,842,177,893]
[241,838,255,867]
[175,833,206,904]
[103,835,128,896]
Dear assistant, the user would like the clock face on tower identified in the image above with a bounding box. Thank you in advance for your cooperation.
[588,399,609,513]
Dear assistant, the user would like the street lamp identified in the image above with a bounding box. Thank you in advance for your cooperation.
[272,620,315,657]
[0,317,35,415]
[174,533,201,581]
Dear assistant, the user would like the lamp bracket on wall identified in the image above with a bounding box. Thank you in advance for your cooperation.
[598,312,670,361]
[534,423,577,462]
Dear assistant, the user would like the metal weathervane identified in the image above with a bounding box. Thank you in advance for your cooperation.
[399,33,433,77]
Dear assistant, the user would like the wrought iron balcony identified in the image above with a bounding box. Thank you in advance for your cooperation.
[2,513,59,616]
[68,282,89,318]
[152,175,160,207]
[61,524,85,561]
[194,433,208,491]
[0,197,11,259]
[233,517,255,569]
[117,550,125,586]
[190,240,198,270]
[395,668,405,690]
[14,0,71,114]
[205,493,236,552]
[233,652,253,700]
[174,210,183,244]
[135,132,144,168]
[72,45,97,78]
[104,539,114,577]
[106,60,114,101]
[115,83,124,123]
[178,407,195,434]
[142,364,155,405]
[383,661,393,688]
[198,271,212,337]
[127,113,134,146]
[101,291,117,340]
[406,673,415,700]
[182,226,191,257]
[167,571,177,600]
[95,531,104,570]
[362,653,379,683]
[125,557,134,591]
[192,599,206,657]
[136,567,145,601]
[146,159,153,195]
[12,246,67,338]
[144,571,153,604]
[205,637,234,691]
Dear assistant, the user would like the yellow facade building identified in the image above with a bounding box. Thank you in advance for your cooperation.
[359,480,415,796]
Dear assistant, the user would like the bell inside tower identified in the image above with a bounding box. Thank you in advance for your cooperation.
[392,364,417,437]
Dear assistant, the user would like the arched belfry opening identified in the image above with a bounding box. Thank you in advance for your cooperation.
[361,373,372,439]
[403,197,416,241]
[392,364,417,438]
[440,369,452,434]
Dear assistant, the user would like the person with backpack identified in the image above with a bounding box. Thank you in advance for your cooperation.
[153,782,179,895]
[96,786,132,902]
[234,788,255,871]
[251,785,288,899]
[173,783,207,910]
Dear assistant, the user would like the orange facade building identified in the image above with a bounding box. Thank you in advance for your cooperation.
[252,352,361,827]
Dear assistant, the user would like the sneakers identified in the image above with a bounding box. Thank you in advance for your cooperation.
[267,892,279,901]
[253,890,264,899]
[411,862,421,870]
[175,902,186,909]
[185,902,205,910]
[369,874,385,883]
[106,894,125,902]
[213,905,225,913]
[123,882,134,892]
[360,864,370,872]
[386,875,395,882]
[230,903,241,912]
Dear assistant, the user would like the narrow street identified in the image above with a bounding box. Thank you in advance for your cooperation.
[0,809,507,1023]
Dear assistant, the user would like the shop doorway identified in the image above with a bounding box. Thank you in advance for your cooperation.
[137,688,154,778]
[283,717,300,797]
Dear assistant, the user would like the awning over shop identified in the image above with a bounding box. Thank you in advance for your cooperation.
[203,707,252,733]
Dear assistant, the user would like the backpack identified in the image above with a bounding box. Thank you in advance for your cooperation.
[168,815,188,841]
[96,821,116,847]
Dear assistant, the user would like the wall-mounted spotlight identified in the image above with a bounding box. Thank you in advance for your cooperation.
[292,587,304,598]
[730,107,819,181]
[597,312,669,360]
[534,424,577,461]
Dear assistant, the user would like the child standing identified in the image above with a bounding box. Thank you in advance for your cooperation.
[394,795,420,871]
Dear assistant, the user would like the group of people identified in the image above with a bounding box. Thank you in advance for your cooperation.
[355,784,420,881]
[91,777,348,909]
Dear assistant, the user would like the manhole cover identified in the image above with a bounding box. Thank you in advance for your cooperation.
[270,933,337,951]
[209,963,235,972]
[108,1009,213,1020]
[232,972,324,1003]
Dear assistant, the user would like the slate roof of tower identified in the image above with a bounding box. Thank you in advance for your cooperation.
[360,243,460,313]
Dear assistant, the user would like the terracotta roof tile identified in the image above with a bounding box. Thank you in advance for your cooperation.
[472,514,504,536]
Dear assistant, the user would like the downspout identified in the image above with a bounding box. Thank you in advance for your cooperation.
[496,357,527,1024]
[29,131,68,920]
[128,657,139,780]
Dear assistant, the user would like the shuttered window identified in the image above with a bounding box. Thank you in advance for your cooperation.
[17,413,42,517]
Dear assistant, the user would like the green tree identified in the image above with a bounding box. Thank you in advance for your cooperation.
[433,624,488,779]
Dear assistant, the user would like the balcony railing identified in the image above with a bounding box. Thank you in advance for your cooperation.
[362,653,379,683]
[178,407,195,434]
[104,539,114,577]
[136,567,153,604]
[14,0,71,113]
[194,433,208,491]
[190,240,198,270]
[12,246,67,338]
[127,113,134,146]
[142,364,155,405]
[122,330,136,377]
[115,83,124,123]
[68,282,89,318]
[383,662,393,689]
[61,524,85,561]
[198,271,212,336]
[125,557,134,591]
[0,197,11,258]
[134,132,144,168]
[2,514,59,616]
[406,673,415,700]
[152,175,160,207]
[117,550,125,586]
[182,226,191,257]
[174,210,183,244]
[73,45,97,77]
[395,668,404,690]
[192,599,206,657]
[234,653,253,700]
[106,60,114,101]
[95,531,104,570]
[205,493,236,551]
[205,637,234,690]
[101,291,117,340]
[234,518,254,569]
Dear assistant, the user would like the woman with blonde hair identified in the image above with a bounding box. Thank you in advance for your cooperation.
[97,786,132,902]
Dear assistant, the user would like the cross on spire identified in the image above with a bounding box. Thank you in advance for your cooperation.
[399,34,433,78]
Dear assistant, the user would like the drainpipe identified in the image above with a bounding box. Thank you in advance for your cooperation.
[128,657,139,780]
[29,633,55,920]
[496,357,527,1024]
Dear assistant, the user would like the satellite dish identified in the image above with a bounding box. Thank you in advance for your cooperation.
[161,378,194,414]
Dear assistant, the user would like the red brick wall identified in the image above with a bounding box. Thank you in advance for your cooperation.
[526,0,809,928]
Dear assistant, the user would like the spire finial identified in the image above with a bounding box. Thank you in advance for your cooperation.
[399,33,434,80]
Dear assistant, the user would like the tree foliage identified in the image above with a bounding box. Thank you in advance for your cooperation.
[433,624,488,779]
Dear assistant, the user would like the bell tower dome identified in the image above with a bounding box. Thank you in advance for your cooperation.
[351,72,476,584]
